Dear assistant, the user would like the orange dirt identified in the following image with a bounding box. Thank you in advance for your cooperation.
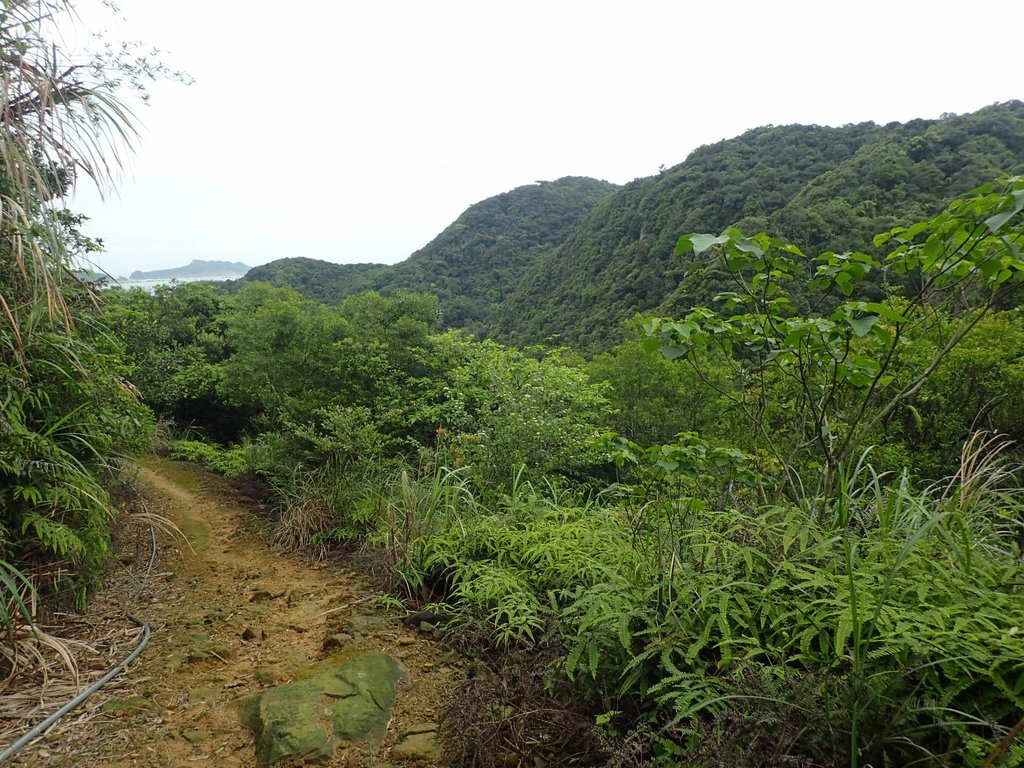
[4,459,460,767]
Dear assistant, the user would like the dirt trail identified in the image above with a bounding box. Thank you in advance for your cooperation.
[9,459,459,767]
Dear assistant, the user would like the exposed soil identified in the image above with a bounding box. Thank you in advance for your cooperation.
[2,459,460,767]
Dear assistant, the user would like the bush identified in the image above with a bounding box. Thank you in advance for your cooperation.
[168,439,246,478]
[386,439,1024,767]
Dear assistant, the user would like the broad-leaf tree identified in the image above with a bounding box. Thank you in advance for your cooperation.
[645,178,1024,501]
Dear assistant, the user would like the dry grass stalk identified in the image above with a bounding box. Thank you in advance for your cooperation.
[943,431,1015,508]
[0,615,143,745]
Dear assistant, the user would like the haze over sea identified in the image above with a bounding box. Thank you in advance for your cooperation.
[109,274,244,292]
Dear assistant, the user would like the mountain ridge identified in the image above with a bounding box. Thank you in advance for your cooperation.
[493,101,1024,349]
[130,259,250,280]
[237,101,1024,351]
[239,176,618,334]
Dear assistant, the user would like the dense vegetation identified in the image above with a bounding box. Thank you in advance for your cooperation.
[239,176,618,335]
[496,102,1024,349]
[238,258,388,305]
[238,103,1024,353]
[102,175,1024,766]
[0,2,154,638]
[2,7,1022,761]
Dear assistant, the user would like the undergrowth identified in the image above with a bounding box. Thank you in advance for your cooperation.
[166,423,1024,766]
[376,436,1024,767]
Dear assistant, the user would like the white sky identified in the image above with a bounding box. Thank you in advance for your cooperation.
[65,0,1023,278]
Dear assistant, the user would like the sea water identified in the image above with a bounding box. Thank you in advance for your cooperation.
[105,275,242,292]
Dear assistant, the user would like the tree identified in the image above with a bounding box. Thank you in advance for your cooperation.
[645,178,1024,502]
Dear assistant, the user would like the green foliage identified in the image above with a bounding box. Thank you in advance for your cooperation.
[493,102,1024,350]
[168,439,246,478]
[644,178,1024,500]
[0,0,161,624]
[237,177,617,334]
[860,307,1024,477]
[101,281,244,444]
[218,282,348,415]
[395,443,1024,766]
[439,338,610,487]
[402,477,636,646]
[588,319,736,446]
[236,258,387,304]
[1,283,154,590]
[0,560,34,636]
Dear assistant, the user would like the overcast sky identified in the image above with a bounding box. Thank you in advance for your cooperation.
[66,0,1023,278]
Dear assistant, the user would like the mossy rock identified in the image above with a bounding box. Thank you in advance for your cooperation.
[239,651,405,767]
[392,730,441,764]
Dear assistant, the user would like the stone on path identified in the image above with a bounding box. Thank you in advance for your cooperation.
[392,723,441,764]
[238,651,405,767]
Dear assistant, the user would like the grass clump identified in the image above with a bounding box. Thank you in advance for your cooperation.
[382,437,1024,767]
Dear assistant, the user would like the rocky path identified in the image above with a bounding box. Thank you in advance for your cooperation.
[7,459,459,767]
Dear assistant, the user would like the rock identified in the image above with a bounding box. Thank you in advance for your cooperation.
[391,731,441,764]
[344,613,392,636]
[239,652,406,767]
[403,722,439,736]
[322,633,350,651]
[401,610,445,627]
[183,729,207,747]
[187,686,218,703]
[98,696,159,717]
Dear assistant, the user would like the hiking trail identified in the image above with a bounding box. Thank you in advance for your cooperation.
[6,459,459,767]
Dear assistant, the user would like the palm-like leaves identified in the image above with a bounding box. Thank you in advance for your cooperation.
[1,0,144,640]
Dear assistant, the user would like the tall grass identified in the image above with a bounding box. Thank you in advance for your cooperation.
[376,436,1024,766]
[1,0,145,651]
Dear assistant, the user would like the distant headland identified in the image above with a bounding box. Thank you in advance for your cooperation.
[128,259,250,280]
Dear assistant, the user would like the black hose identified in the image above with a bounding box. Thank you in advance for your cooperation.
[0,504,160,763]
[0,613,151,763]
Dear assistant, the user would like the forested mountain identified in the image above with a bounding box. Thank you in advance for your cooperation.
[238,102,1024,351]
[239,258,387,304]
[384,176,618,331]
[238,176,618,332]
[493,101,1024,349]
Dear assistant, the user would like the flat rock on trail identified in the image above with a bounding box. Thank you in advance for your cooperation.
[9,459,458,767]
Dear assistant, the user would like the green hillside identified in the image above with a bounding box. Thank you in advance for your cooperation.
[237,176,618,332]
[383,176,618,332]
[236,103,1024,353]
[492,101,1024,349]
[240,258,387,304]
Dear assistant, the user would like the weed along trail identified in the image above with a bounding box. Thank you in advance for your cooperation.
[11,459,458,768]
